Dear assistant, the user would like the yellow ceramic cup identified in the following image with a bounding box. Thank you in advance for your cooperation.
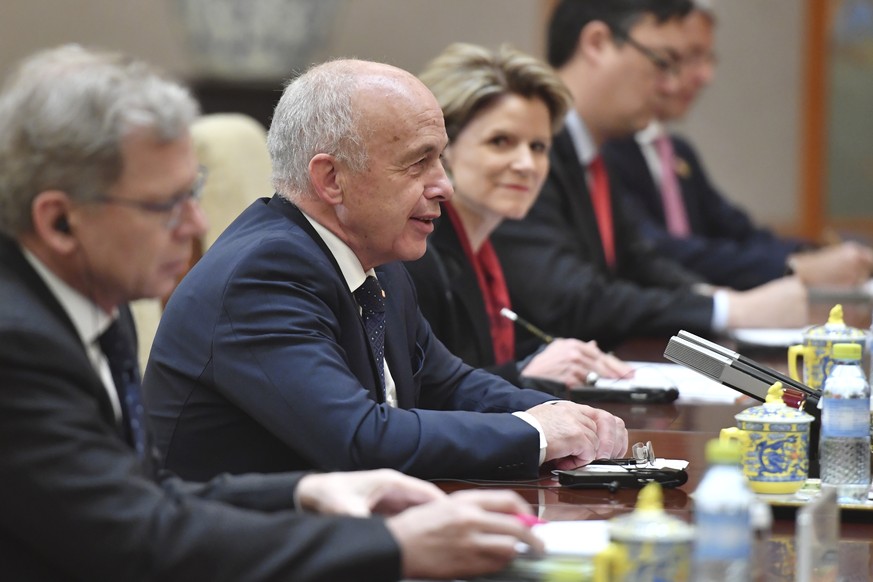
[787,304,866,390]
[720,420,811,495]
[787,342,829,390]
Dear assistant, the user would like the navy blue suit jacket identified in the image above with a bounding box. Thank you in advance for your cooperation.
[145,195,553,482]
[490,129,714,350]
[0,235,401,582]
[602,134,806,290]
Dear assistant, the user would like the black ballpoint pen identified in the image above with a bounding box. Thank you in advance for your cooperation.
[500,307,605,386]
[499,307,554,344]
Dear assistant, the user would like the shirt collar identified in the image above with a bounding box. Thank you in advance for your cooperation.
[300,210,376,293]
[564,110,599,166]
[22,247,114,346]
[635,120,666,146]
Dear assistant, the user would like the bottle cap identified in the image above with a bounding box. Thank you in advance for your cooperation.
[705,438,742,465]
[832,342,862,361]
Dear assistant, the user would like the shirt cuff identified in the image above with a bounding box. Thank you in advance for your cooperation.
[711,289,730,333]
[512,410,548,465]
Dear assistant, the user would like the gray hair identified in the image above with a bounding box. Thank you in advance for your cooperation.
[267,60,369,203]
[0,44,199,237]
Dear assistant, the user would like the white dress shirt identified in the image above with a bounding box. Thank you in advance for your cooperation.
[23,248,122,421]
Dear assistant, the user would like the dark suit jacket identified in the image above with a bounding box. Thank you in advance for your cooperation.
[404,209,526,385]
[490,129,714,350]
[145,195,553,482]
[602,134,806,290]
[0,235,401,581]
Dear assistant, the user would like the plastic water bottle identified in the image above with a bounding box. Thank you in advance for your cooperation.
[819,342,871,503]
[693,439,753,581]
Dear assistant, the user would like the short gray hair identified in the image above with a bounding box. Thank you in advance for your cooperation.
[0,44,199,237]
[267,60,369,203]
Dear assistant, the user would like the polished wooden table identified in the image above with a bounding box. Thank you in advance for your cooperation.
[439,333,873,580]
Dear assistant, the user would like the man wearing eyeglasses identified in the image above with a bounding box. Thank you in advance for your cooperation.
[0,45,546,581]
[491,0,809,351]
[603,2,873,291]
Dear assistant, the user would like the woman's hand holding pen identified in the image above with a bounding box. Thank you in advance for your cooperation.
[501,308,633,387]
[520,338,634,388]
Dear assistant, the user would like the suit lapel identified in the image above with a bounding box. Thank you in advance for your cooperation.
[0,236,134,445]
[629,139,667,223]
[268,194,347,279]
[430,218,495,364]
[671,137,703,233]
[551,131,610,271]
[270,196,398,404]
[376,265,416,409]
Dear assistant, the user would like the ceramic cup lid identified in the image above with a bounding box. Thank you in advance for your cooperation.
[802,304,867,342]
[734,383,815,424]
[609,483,695,543]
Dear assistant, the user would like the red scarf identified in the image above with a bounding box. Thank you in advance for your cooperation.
[444,204,515,364]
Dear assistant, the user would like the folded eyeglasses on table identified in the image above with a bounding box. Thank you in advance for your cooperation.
[553,441,689,492]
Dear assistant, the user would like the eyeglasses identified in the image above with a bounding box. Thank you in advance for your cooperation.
[611,28,681,78]
[592,441,657,468]
[93,165,207,230]
[683,50,718,69]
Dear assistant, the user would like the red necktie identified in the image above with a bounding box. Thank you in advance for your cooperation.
[588,156,616,267]
[654,134,691,237]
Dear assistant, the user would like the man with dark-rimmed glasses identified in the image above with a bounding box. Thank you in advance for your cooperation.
[603,2,873,291]
[492,0,809,351]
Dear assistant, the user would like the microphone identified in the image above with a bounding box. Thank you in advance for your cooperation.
[665,330,822,476]
[664,330,820,413]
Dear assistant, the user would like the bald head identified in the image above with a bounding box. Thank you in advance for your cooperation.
[267,59,442,204]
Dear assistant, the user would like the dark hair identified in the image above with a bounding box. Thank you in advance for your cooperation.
[547,0,693,68]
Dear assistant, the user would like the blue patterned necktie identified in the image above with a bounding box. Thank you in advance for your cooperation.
[354,276,386,393]
[98,320,147,458]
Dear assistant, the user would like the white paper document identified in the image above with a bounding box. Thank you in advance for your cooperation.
[596,361,741,403]
[531,520,610,556]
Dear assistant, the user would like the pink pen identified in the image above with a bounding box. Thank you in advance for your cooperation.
[515,513,548,527]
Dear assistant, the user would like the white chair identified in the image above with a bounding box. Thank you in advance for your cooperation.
[132,113,273,369]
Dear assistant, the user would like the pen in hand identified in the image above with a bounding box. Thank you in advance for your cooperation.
[500,308,554,344]
[501,307,604,385]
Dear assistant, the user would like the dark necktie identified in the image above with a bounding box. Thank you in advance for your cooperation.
[588,155,616,268]
[354,276,386,393]
[98,320,147,458]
